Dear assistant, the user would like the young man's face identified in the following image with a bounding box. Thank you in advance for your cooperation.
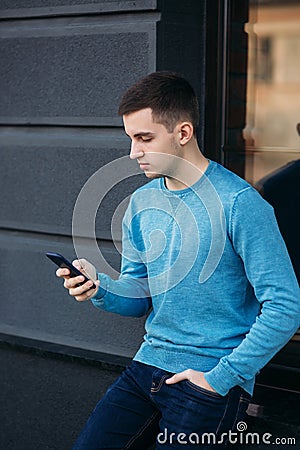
[123,108,182,180]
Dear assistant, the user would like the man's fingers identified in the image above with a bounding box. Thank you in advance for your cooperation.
[72,259,83,270]
[64,275,85,289]
[56,268,70,278]
[73,258,96,282]
[165,370,189,384]
[72,258,87,271]
[67,279,93,295]
[165,369,216,392]
[70,280,100,301]
[56,258,99,302]
[75,284,99,302]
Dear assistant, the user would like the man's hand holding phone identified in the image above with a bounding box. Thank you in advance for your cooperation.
[55,257,100,302]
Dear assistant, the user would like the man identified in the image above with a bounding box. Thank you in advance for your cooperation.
[57,72,300,449]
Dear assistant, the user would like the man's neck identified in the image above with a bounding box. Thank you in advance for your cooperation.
[165,144,209,191]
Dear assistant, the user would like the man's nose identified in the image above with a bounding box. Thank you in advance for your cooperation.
[130,141,144,160]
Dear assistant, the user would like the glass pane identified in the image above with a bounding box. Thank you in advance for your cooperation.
[244,0,300,184]
[244,1,300,339]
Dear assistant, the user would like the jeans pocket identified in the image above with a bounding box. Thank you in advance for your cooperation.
[150,374,170,393]
[183,379,224,399]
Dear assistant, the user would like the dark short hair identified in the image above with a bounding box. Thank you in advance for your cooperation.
[118,71,199,134]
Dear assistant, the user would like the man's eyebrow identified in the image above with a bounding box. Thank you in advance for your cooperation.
[131,131,155,138]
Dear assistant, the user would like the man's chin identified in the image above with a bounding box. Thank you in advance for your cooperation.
[143,171,163,180]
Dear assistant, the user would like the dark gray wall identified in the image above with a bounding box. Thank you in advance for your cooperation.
[0,0,209,360]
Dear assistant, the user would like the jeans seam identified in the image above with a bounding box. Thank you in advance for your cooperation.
[214,394,231,436]
[124,409,160,449]
[230,394,250,433]
[185,380,223,398]
[150,375,169,393]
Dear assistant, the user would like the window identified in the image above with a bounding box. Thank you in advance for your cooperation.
[244,0,300,184]
[244,0,300,341]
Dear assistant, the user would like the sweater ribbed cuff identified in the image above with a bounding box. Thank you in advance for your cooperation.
[90,273,108,306]
[204,360,242,396]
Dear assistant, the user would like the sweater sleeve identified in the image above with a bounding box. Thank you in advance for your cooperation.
[90,207,152,318]
[205,187,300,395]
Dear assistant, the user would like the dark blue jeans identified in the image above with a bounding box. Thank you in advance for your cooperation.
[72,360,251,449]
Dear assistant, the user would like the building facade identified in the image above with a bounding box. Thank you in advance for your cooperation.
[0,1,299,448]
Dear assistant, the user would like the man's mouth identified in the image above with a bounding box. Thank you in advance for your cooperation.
[139,163,150,170]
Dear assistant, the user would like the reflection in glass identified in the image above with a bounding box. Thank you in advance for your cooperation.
[244,2,300,344]
[256,159,300,284]
[244,1,300,184]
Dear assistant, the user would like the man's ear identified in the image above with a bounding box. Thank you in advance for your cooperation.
[177,122,194,145]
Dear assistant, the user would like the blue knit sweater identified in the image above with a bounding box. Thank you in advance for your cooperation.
[91,160,300,396]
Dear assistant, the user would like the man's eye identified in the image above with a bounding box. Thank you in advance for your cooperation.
[141,138,152,142]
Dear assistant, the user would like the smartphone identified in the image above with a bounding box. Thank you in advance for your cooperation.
[46,252,96,289]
